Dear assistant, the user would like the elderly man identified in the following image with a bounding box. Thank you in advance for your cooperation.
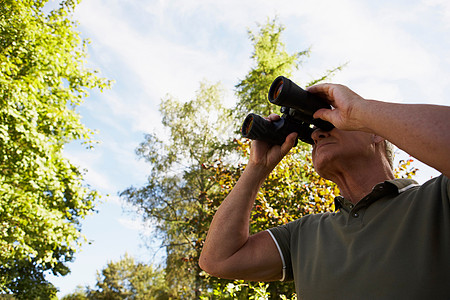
[199,83,450,299]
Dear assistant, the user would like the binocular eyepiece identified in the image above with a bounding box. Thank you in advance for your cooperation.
[241,76,334,145]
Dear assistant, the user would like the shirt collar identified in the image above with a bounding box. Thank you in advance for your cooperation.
[384,178,420,193]
[334,178,419,212]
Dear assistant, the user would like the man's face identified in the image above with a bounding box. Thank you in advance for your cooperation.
[311,128,376,178]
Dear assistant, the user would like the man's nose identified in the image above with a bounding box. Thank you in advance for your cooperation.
[311,128,331,145]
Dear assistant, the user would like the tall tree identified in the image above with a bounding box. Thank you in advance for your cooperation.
[234,18,309,119]
[85,254,168,300]
[120,81,233,299]
[61,254,168,300]
[0,0,110,297]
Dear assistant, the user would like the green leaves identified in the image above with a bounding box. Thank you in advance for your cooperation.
[0,0,110,296]
[234,17,309,120]
[61,254,169,300]
[86,254,168,300]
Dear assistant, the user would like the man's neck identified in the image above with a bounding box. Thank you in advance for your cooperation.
[328,160,394,204]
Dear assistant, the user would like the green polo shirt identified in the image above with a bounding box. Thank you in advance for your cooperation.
[268,175,450,299]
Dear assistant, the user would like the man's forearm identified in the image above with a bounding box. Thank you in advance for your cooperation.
[199,164,267,271]
[356,100,450,177]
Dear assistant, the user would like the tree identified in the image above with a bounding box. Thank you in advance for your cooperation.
[0,0,111,296]
[120,81,233,298]
[60,286,88,300]
[234,18,309,119]
[61,254,168,300]
[85,254,168,300]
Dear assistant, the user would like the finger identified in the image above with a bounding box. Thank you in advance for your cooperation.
[307,83,332,94]
[307,83,336,103]
[251,139,271,150]
[280,132,297,155]
[268,114,281,121]
[313,108,332,122]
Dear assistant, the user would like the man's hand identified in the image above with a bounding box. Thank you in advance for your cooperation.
[307,83,367,132]
[248,114,298,178]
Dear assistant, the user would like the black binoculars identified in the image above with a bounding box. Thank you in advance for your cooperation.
[241,76,334,145]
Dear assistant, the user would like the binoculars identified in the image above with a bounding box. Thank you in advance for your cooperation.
[241,76,334,145]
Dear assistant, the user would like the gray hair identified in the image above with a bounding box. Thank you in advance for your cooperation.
[384,140,394,169]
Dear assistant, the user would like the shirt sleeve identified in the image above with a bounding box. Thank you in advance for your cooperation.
[444,175,450,199]
[267,224,294,282]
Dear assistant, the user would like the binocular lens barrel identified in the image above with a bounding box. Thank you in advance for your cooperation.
[241,113,289,145]
[269,76,334,131]
[273,80,284,100]
[241,114,254,137]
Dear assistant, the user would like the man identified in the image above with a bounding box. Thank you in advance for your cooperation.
[199,83,450,299]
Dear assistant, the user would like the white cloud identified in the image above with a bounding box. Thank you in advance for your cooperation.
[118,217,156,237]
[423,0,450,28]
[74,0,450,134]
[281,0,450,104]
[75,0,250,98]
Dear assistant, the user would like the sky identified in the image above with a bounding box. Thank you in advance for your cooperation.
[46,0,450,296]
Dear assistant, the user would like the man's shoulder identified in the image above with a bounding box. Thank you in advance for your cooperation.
[419,174,450,199]
[278,211,337,232]
[386,174,449,198]
[404,174,449,196]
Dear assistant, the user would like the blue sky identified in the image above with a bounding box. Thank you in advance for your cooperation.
[46,0,449,296]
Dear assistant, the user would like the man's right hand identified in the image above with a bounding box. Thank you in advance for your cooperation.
[248,114,298,179]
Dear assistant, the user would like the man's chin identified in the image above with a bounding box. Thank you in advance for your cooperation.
[313,161,334,181]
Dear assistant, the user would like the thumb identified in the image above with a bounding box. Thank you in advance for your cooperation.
[313,108,333,123]
[280,132,298,156]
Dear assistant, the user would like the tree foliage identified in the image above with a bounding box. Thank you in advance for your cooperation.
[0,0,111,296]
[234,18,309,119]
[61,254,168,300]
[87,254,168,300]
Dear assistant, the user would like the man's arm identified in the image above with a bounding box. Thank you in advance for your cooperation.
[308,84,450,177]
[199,116,297,281]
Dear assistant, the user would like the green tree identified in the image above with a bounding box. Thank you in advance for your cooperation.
[120,81,233,298]
[0,0,110,296]
[229,18,342,298]
[234,18,309,119]
[60,286,88,300]
[82,254,168,300]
